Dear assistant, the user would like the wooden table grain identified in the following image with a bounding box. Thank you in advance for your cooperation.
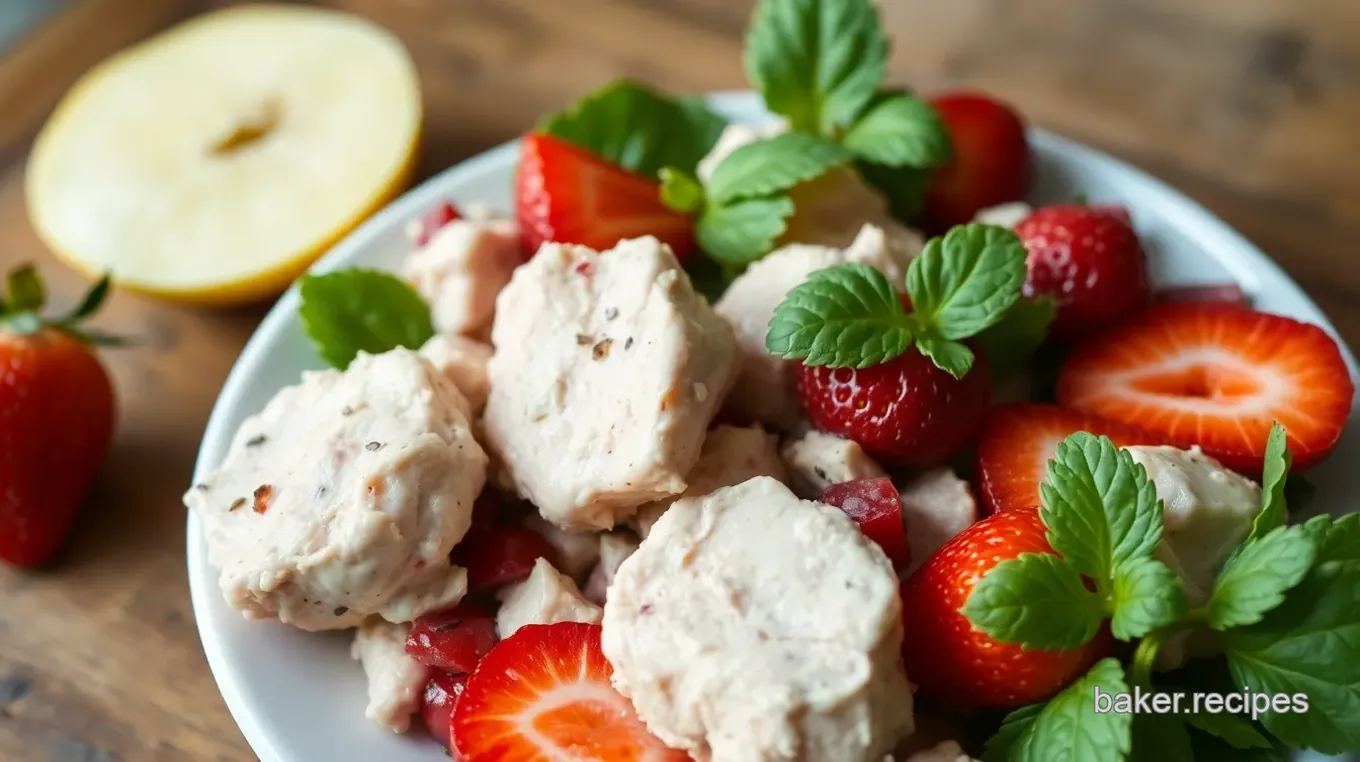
[0,0,1356,759]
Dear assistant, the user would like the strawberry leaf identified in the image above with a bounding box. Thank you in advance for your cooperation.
[63,273,112,323]
[1039,433,1165,597]
[963,552,1105,649]
[6,264,45,312]
[744,0,887,135]
[765,263,914,368]
[1247,422,1291,543]
[1208,524,1316,631]
[298,268,435,370]
[1110,555,1187,640]
[705,132,853,204]
[905,223,1027,341]
[841,93,952,167]
[696,195,795,266]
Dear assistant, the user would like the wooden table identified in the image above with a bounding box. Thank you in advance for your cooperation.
[0,0,1356,759]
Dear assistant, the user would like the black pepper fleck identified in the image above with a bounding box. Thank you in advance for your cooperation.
[366,441,383,451]
[432,620,464,633]
[342,405,354,416]
[333,606,349,617]
[245,434,267,447]
[194,483,209,491]
[229,498,246,512]
[624,337,634,350]
[814,467,829,481]
[315,485,327,498]
[604,307,619,321]
[592,338,613,360]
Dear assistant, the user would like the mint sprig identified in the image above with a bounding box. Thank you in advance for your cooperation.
[706,133,853,204]
[961,552,1105,649]
[298,269,435,370]
[695,195,795,267]
[842,93,952,167]
[985,659,1133,762]
[764,222,1026,378]
[1206,523,1315,630]
[1248,422,1291,542]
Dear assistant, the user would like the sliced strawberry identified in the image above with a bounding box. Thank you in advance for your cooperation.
[420,672,468,752]
[452,622,686,761]
[923,92,1031,233]
[1058,303,1354,473]
[819,477,911,572]
[413,200,462,247]
[976,403,1161,514]
[406,603,500,674]
[516,133,694,259]
[452,525,559,592]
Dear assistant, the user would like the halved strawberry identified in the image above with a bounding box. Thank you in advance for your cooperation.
[975,403,1161,514]
[452,621,685,761]
[517,133,695,259]
[1058,303,1354,473]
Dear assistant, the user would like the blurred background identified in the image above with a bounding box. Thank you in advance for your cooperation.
[0,0,1356,760]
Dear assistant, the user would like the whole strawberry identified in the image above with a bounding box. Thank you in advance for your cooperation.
[900,507,1112,708]
[1014,204,1149,340]
[923,92,1031,233]
[0,266,117,566]
[796,346,990,468]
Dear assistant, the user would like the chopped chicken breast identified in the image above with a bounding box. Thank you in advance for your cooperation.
[403,213,520,337]
[522,512,601,580]
[418,334,492,411]
[897,468,979,573]
[496,558,602,638]
[351,619,429,734]
[584,531,640,605]
[780,429,888,498]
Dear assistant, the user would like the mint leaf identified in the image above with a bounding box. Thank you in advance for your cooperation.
[1010,658,1133,762]
[983,703,1043,762]
[1110,556,1188,640]
[856,161,931,223]
[842,93,951,167]
[1039,433,1164,594]
[1208,523,1316,631]
[1189,731,1287,762]
[1224,514,1360,753]
[1184,711,1274,750]
[697,195,795,265]
[538,79,726,177]
[915,331,975,379]
[1248,422,1291,542]
[298,269,435,370]
[976,296,1057,377]
[706,133,853,204]
[744,0,887,134]
[905,223,1028,340]
[963,552,1105,649]
[659,167,704,214]
[765,263,914,368]
[1130,713,1193,762]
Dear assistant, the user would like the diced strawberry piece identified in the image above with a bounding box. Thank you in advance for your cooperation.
[975,403,1161,514]
[452,622,687,761]
[1155,283,1248,306]
[406,603,500,674]
[420,672,468,752]
[795,346,992,468]
[1015,204,1150,340]
[413,200,462,247]
[516,133,695,260]
[452,525,559,592]
[923,92,1031,233]
[900,507,1113,708]
[1057,303,1354,473]
[819,477,911,572]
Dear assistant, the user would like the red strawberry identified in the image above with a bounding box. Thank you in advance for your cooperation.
[819,477,911,572]
[420,672,468,753]
[1155,283,1247,306]
[0,267,117,567]
[900,507,1113,708]
[452,525,559,592]
[923,92,1031,233]
[406,603,500,674]
[795,347,991,468]
[412,200,462,247]
[516,133,694,260]
[976,403,1160,514]
[1057,303,1354,473]
[1014,204,1150,340]
[452,621,685,761]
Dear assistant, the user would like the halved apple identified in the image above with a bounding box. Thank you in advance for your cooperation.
[26,4,422,305]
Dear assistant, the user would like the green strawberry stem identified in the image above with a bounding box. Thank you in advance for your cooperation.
[0,264,127,346]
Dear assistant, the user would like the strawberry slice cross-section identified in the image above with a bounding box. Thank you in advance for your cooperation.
[1058,302,1354,474]
[452,621,686,761]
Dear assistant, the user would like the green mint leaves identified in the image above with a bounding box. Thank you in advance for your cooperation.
[538,80,726,178]
[961,552,1106,650]
[764,223,1026,378]
[976,296,1057,377]
[705,133,853,203]
[1206,524,1315,630]
[842,92,952,167]
[1250,422,1291,541]
[694,193,796,267]
[984,659,1133,762]
[298,269,435,370]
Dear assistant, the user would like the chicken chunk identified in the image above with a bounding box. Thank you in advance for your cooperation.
[351,619,429,734]
[583,531,640,605]
[780,429,888,498]
[188,348,486,630]
[483,236,738,530]
[522,512,600,580]
[897,468,979,573]
[418,334,491,411]
[496,558,602,638]
[715,228,910,429]
[603,477,914,762]
[632,424,788,539]
[403,212,520,337]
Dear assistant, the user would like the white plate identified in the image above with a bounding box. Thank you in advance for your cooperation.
[187,92,1359,762]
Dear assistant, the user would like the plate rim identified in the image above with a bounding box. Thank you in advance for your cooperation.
[185,90,1358,762]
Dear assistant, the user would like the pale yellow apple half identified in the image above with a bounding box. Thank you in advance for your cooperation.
[26,4,422,305]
